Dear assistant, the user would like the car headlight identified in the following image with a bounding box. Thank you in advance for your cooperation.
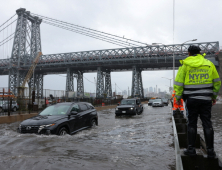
[38,123,55,133]
[116,108,118,111]
[130,107,134,110]
[19,124,21,130]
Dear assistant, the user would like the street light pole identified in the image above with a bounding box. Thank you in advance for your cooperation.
[162,77,173,94]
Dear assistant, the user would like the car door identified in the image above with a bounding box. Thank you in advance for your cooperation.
[78,104,90,129]
[68,104,80,133]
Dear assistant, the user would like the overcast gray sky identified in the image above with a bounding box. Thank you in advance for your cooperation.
[0,0,222,93]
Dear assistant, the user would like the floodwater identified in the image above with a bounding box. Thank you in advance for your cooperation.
[0,104,175,170]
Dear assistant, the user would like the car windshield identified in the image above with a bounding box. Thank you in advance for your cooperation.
[39,104,71,116]
[154,99,162,102]
[121,100,135,105]
[149,99,155,102]
[162,99,167,102]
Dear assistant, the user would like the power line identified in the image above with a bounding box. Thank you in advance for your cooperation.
[31,13,149,47]
[83,76,96,84]
[0,32,15,44]
[40,17,140,47]
[42,20,136,47]
[0,14,16,28]
[0,19,17,33]
[0,36,14,47]
[42,20,129,48]
[115,83,122,91]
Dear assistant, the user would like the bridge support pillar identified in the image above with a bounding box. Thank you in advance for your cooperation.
[104,70,112,98]
[66,68,74,92]
[131,66,144,98]
[77,71,84,98]
[96,67,104,98]
[35,74,43,98]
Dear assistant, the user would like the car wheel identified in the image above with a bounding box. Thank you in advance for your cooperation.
[58,127,68,136]
[90,119,97,128]
[13,107,17,112]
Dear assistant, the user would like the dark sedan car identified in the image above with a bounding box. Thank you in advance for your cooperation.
[115,98,143,116]
[18,102,98,135]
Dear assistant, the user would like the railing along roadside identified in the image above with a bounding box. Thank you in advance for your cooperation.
[172,116,184,170]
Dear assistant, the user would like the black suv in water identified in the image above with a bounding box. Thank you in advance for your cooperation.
[18,102,98,135]
[115,98,143,116]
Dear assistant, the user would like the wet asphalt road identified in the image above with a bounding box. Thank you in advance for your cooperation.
[0,104,175,170]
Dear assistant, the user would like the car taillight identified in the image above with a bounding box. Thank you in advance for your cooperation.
[17,104,19,106]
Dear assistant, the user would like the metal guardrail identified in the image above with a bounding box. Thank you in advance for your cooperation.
[172,116,184,170]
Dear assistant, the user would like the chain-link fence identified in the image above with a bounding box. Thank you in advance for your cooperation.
[0,87,125,116]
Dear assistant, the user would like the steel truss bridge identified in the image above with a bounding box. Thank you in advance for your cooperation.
[0,8,220,98]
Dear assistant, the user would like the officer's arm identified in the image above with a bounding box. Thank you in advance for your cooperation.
[212,64,221,99]
[174,65,186,100]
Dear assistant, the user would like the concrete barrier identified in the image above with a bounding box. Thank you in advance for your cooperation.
[0,113,38,124]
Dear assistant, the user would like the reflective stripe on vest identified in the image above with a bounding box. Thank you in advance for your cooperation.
[189,96,212,100]
[174,81,184,86]
[213,78,221,82]
[183,89,213,95]
[184,83,213,89]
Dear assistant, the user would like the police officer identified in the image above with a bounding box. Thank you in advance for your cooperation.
[174,45,221,158]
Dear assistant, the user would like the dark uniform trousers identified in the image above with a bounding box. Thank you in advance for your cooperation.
[186,98,213,129]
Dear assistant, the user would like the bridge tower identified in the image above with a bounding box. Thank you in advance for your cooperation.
[77,71,84,97]
[28,15,43,97]
[66,68,74,92]
[9,8,42,96]
[9,8,28,96]
[96,67,104,98]
[131,66,144,98]
[104,70,112,98]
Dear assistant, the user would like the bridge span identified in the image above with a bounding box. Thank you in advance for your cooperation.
[0,8,220,98]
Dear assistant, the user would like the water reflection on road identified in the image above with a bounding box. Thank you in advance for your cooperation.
[0,104,175,170]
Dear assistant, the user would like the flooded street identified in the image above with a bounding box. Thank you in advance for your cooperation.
[0,104,175,170]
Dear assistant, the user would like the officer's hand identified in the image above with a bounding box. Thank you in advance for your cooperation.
[212,99,216,106]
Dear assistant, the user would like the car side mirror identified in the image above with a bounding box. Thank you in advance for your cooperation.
[70,111,78,115]
[117,103,119,106]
